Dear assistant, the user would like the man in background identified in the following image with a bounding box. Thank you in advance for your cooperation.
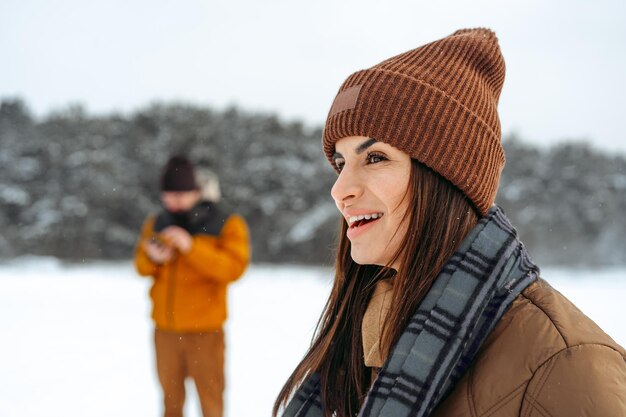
[134,155,250,417]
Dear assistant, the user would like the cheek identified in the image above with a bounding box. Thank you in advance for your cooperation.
[379,177,410,214]
[381,181,411,241]
[164,198,181,210]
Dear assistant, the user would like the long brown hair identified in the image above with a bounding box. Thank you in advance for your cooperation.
[273,160,479,417]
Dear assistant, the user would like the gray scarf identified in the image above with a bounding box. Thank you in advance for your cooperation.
[282,206,539,417]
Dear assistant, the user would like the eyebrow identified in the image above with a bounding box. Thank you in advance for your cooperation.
[332,138,378,160]
[356,138,377,154]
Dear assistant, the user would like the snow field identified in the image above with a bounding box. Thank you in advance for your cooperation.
[0,259,623,417]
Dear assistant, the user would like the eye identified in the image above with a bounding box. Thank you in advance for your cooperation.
[334,158,345,172]
[367,152,388,164]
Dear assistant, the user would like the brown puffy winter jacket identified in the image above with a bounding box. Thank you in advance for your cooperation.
[432,278,626,417]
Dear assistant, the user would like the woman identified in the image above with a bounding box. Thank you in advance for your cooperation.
[274,28,626,417]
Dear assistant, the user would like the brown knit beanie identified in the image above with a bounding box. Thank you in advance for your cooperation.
[322,28,506,215]
[160,155,198,192]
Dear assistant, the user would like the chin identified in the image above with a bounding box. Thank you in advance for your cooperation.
[350,248,380,266]
[350,244,399,269]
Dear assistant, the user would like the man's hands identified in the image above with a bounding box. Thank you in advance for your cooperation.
[142,239,175,264]
[143,226,193,264]
[160,226,193,254]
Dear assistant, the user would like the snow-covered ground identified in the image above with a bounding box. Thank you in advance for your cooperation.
[0,258,624,417]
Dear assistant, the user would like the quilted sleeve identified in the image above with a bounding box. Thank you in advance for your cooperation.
[521,343,626,416]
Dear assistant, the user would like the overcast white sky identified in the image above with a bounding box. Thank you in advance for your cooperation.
[1,0,625,154]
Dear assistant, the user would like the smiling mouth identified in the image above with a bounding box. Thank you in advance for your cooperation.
[348,213,384,229]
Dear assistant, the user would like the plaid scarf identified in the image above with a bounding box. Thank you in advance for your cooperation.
[282,206,539,417]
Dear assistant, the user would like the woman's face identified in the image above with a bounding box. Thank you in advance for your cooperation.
[331,136,412,270]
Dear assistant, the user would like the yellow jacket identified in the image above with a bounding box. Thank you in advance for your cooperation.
[134,213,250,332]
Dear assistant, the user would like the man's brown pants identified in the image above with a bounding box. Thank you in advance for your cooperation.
[155,329,225,417]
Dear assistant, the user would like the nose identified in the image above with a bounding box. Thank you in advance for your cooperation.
[330,167,363,207]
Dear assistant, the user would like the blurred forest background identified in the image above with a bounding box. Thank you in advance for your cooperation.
[1,98,625,266]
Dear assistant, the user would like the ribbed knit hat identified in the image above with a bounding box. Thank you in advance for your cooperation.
[322,28,506,215]
[160,155,198,192]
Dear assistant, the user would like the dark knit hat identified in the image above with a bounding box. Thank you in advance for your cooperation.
[160,155,198,191]
[322,28,506,215]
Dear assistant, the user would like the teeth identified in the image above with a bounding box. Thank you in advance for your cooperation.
[348,213,383,226]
